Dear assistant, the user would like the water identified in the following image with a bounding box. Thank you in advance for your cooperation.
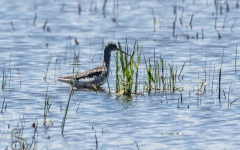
[1,0,240,149]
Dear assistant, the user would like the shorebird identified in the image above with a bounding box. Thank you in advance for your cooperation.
[58,41,119,89]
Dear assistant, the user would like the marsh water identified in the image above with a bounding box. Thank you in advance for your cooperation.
[1,0,240,149]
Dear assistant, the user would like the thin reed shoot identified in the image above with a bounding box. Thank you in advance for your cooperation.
[2,54,12,90]
[43,54,53,80]
[61,74,77,134]
[43,85,50,126]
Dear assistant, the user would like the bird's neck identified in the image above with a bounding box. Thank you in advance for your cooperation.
[103,51,111,69]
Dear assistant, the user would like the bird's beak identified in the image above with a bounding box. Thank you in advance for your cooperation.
[117,48,130,56]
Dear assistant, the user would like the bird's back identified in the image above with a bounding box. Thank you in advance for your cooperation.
[58,63,108,88]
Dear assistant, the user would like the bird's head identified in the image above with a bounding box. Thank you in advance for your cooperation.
[105,42,119,52]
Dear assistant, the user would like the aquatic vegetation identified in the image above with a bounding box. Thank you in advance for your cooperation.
[61,76,76,134]
[115,41,141,96]
[116,41,184,96]
[196,79,207,95]
[17,68,22,88]
[43,54,53,80]
[43,85,51,126]
[152,8,156,32]
[1,70,7,90]
[1,54,12,90]
[1,98,6,113]
[144,55,182,93]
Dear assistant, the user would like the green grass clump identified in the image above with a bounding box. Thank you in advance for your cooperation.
[144,57,184,94]
[115,41,184,96]
[115,41,141,96]
[144,54,183,93]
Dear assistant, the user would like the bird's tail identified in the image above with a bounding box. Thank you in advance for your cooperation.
[57,78,71,84]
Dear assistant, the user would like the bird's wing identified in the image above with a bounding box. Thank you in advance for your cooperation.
[59,65,106,80]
